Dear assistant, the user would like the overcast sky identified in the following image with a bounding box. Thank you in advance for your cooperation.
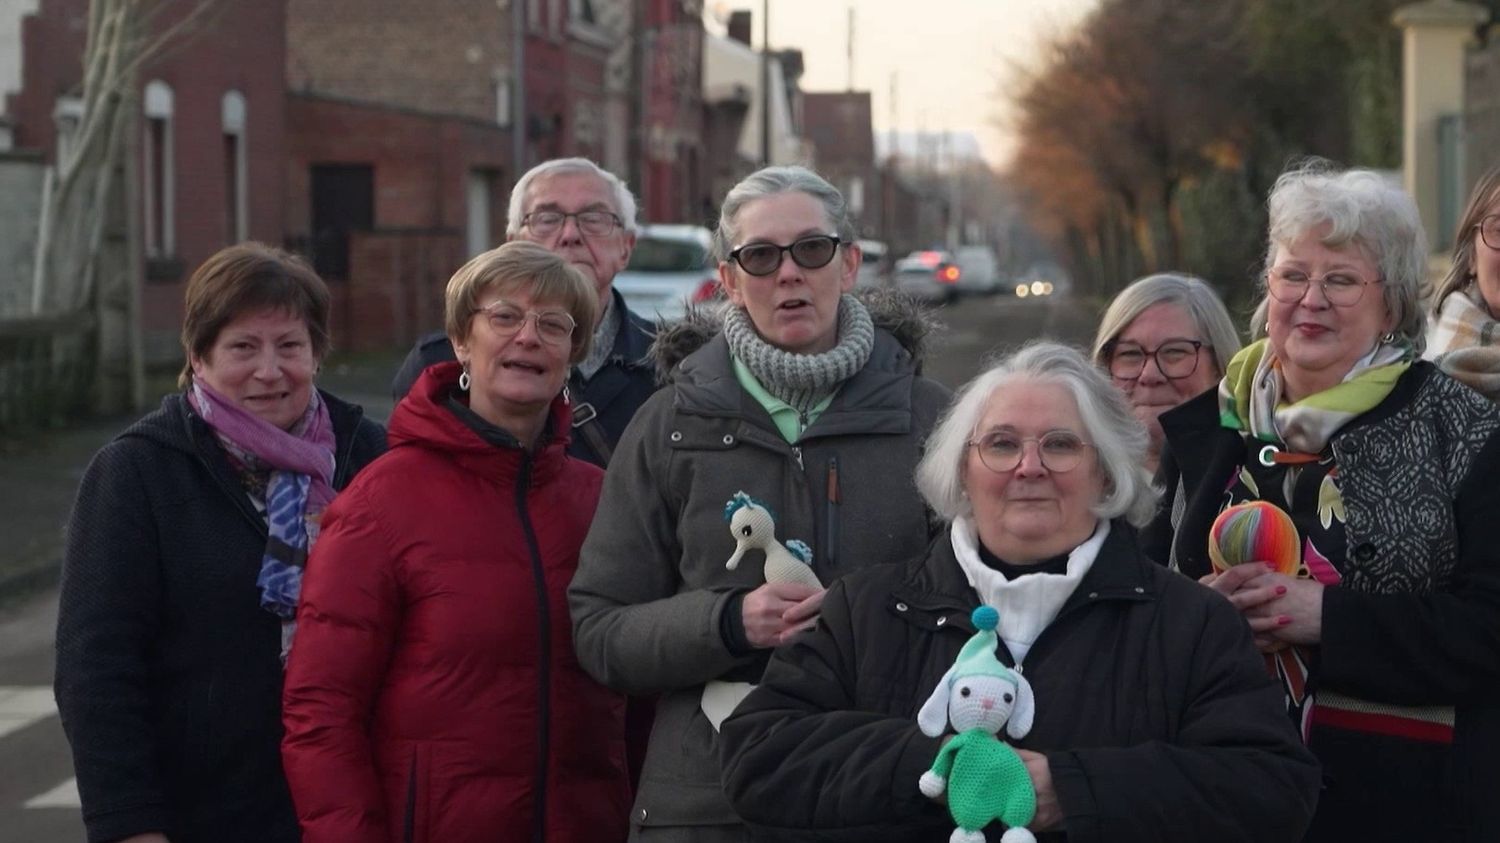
[707,0,1099,168]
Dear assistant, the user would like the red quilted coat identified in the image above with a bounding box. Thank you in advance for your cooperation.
[282,362,629,843]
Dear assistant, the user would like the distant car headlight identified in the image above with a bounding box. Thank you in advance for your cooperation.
[1030,281,1045,295]
[1015,284,1029,298]
[1041,282,1054,295]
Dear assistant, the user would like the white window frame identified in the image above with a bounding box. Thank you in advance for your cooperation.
[52,96,85,167]
[143,79,175,258]
[222,90,249,244]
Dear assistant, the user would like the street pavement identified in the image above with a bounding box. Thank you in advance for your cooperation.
[0,293,1096,842]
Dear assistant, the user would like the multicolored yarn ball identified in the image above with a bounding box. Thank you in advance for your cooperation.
[1207,501,1300,575]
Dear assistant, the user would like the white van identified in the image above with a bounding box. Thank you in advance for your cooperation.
[953,245,1001,296]
[855,239,890,289]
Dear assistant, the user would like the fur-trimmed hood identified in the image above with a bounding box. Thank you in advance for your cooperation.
[649,287,940,384]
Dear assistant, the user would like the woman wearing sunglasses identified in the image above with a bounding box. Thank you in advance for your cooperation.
[1146,161,1500,842]
[718,343,1318,841]
[569,165,953,841]
[281,242,631,842]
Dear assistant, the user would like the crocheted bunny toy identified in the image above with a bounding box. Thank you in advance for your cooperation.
[917,605,1038,843]
[723,492,823,589]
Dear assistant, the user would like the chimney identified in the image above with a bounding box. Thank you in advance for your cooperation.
[728,10,752,46]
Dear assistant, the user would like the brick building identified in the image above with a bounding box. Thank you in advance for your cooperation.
[5,0,290,361]
[802,91,878,235]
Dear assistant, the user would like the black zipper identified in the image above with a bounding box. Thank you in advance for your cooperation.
[402,753,418,843]
[515,453,551,843]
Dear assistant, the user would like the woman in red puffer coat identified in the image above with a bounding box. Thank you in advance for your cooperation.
[281,242,630,843]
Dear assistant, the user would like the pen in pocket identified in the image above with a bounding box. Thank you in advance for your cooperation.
[826,456,841,569]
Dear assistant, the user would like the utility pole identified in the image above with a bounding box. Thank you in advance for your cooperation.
[512,0,527,181]
[760,0,771,167]
[846,6,855,91]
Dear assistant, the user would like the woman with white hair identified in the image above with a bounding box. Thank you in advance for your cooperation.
[719,342,1318,842]
[1148,160,1500,841]
[1091,273,1241,473]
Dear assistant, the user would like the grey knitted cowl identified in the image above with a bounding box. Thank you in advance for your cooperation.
[722,293,875,416]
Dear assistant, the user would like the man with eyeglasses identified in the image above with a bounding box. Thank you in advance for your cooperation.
[392,158,657,468]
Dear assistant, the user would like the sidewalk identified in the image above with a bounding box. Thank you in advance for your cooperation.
[0,351,402,603]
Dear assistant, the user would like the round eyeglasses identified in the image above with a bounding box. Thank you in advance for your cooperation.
[728,235,841,276]
[1266,267,1382,308]
[476,301,576,346]
[1476,214,1500,250]
[1107,339,1206,381]
[522,210,622,238]
[968,430,1093,474]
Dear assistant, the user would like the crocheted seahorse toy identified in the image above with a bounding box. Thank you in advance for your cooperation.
[723,492,823,589]
[916,606,1038,843]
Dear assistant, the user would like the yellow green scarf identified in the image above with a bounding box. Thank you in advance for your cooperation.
[1218,338,1412,453]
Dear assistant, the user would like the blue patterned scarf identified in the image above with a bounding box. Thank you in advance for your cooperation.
[189,379,336,665]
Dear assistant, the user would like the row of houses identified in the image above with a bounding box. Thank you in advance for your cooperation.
[0,0,944,375]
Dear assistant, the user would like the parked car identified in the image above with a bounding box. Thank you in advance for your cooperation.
[953,245,1002,296]
[855,239,890,289]
[613,224,719,324]
[893,250,961,304]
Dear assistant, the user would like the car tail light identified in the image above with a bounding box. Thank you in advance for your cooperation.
[692,279,721,302]
[939,266,961,283]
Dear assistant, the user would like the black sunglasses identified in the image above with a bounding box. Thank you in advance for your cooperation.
[728,235,842,276]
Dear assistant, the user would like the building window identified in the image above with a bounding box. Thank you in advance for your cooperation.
[494,71,513,128]
[53,96,85,166]
[572,0,597,25]
[528,0,542,32]
[143,80,175,259]
[222,90,248,244]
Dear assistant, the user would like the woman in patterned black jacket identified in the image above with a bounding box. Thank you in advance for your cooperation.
[1146,160,1500,842]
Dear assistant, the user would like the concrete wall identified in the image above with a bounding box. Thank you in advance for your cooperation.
[0,151,43,317]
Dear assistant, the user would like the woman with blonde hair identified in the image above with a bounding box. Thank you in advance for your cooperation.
[282,240,630,842]
[1425,163,1500,400]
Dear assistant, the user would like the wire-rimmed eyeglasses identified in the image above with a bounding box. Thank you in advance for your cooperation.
[1266,267,1382,308]
[522,210,623,238]
[476,300,576,346]
[968,430,1093,474]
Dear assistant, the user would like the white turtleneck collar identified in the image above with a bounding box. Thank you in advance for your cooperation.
[949,515,1109,666]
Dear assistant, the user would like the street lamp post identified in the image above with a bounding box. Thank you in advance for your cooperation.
[760,0,771,167]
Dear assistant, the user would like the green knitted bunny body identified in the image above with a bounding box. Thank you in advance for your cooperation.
[927,728,1036,832]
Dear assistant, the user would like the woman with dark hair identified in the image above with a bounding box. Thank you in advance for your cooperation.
[54,243,386,843]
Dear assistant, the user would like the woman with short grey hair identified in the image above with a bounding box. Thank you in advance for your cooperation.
[921,341,1159,528]
[1091,273,1241,472]
[719,341,1318,841]
[570,165,952,841]
[1148,159,1500,841]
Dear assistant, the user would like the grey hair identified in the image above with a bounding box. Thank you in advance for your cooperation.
[712,165,857,262]
[1248,160,1428,354]
[505,157,639,237]
[916,342,1160,529]
[1091,273,1242,377]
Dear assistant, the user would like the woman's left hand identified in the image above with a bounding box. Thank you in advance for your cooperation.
[1016,749,1063,831]
[1240,572,1324,646]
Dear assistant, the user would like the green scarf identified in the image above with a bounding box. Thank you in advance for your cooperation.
[1218,337,1412,453]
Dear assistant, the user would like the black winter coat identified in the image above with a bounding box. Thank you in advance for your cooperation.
[54,390,385,843]
[1146,363,1500,843]
[720,522,1320,843]
[390,288,657,467]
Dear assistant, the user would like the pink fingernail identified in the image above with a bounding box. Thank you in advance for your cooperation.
[1275,586,1287,596]
[1278,615,1292,626]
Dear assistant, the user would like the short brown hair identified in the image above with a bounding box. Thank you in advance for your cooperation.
[444,241,598,365]
[179,243,331,387]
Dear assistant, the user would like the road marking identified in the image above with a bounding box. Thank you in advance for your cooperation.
[24,777,79,808]
[0,685,55,740]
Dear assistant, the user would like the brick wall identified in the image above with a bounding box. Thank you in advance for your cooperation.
[329,230,463,353]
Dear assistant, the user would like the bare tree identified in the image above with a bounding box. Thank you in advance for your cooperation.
[32,0,224,412]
